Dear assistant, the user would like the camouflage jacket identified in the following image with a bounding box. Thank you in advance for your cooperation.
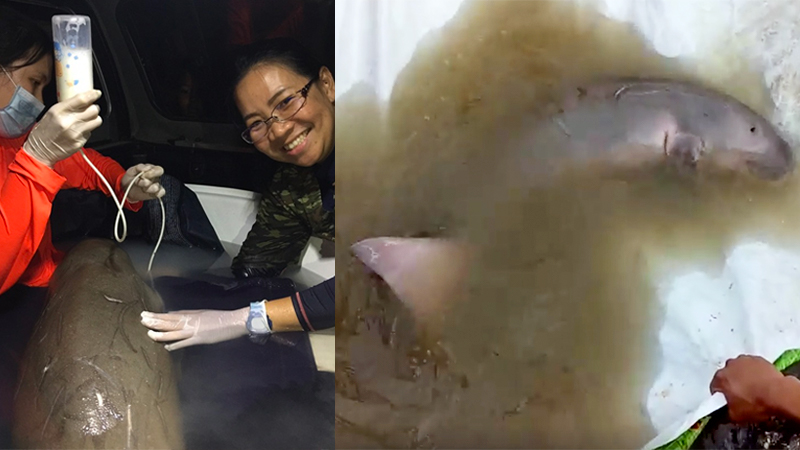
[231,153,335,279]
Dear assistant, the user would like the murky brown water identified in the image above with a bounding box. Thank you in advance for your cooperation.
[335,1,800,448]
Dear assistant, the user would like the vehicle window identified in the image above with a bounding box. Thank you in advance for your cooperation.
[116,0,334,124]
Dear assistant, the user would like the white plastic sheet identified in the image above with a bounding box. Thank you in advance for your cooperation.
[643,242,800,449]
[335,0,464,101]
[337,0,800,447]
[337,0,800,141]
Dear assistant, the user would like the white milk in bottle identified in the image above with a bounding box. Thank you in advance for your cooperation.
[52,15,93,101]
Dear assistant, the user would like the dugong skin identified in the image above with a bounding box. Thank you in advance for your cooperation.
[12,239,184,450]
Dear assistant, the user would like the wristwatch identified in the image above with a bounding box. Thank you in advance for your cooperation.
[246,300,273,343]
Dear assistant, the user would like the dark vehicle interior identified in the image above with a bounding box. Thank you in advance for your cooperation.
[0,0,334,448]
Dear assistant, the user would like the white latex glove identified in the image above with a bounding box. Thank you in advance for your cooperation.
[140,308,249,351]
[122,163,166,202]
[23,90,103,168]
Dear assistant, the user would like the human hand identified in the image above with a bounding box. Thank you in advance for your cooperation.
[710,354,785,423]
[122,163,166,202]
[22,90,102,167]
[140,307,249,351]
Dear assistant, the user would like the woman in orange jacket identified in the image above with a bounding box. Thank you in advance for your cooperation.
[0,7,166,296]
[0,8,168,445]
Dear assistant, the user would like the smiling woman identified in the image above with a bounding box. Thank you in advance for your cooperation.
[234,39,336,167]
[229,38,335,280]
[139,38,335,350]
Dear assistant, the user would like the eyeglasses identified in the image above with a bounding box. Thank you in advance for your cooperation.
[241,76,317,144]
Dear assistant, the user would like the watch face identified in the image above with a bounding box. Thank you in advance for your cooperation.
[249,316,270,333]
[248,302,271,335]
[247,310,271,334]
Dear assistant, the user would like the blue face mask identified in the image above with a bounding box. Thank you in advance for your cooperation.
[0,69,45,139]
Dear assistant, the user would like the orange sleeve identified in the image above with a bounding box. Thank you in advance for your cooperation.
[0,149,66,294]
[54,148,143,213]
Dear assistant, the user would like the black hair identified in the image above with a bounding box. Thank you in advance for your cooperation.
[233,38,325,87]
[0,6,51,70]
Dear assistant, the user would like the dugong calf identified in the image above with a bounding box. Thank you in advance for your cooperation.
[507,78,796,181]
[12,239,184,449]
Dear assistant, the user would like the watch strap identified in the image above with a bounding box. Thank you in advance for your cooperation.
[246,300,272,337]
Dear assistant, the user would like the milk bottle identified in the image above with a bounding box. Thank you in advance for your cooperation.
[52,15,93,101]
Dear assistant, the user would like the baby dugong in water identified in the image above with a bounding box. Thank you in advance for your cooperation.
[510,78,795,181]
[354,78,795,320]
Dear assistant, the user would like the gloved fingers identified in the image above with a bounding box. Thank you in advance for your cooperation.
[143,182,163,196]
[72,103,101,123]
[128,164,164,185]
[134,177,162,192]
[73,115,103,137]
[141,310,196,322]
[147,328,194,343]
[129,163,149,174]
[137,164,164,180]
[140,313,188,331]
[167,309,206,315]
[164,338,197,352]
[58,89,102,112]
